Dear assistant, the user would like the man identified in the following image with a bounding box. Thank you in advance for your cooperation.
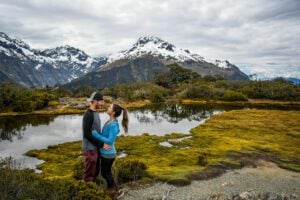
[82,91,110,182]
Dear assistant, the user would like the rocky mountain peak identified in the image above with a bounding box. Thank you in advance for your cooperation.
[0,32,9,40]
[0,32,30,50]
[134,36,164,46]
[133,36,176,52]
[107,36,198,63]
[40,45,88,61]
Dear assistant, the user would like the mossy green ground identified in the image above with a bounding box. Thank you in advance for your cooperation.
[26,109,300,184]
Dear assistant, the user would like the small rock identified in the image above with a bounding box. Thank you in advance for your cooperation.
[281,194,290,200]
[221,181,234,187]
[232,195,240,200]
[264,192,280,200]
[240,191,253,200]
[290,194,298,200]
[207,193,227,200]
[233,172,240,175]
[256,193,264,200]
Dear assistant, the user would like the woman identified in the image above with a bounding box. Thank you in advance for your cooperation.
[92,103,128,198]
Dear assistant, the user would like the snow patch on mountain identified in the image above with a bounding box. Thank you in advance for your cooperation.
[35,64,42,70]
[206,59,232,69]
[0,46,10,56]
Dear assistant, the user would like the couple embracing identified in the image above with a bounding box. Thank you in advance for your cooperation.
[82,91,127,199]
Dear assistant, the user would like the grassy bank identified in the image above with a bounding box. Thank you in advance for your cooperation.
[26,109,300,186]
[180,99,300,110]
[0,100,151,116]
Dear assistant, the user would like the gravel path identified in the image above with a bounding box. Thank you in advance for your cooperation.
[121,160,300,200]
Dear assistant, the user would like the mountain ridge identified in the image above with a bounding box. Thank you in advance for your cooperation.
[0,32,249,88]
[0,32,106,87]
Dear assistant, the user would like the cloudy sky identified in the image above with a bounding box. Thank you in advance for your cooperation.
[0,0,300,78]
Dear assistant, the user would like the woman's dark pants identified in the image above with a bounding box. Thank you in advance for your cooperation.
[101,157,116,188]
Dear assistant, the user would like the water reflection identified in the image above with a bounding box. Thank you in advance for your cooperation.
[134,103,227,124]
[0,115,83,169]
[0,115,55,142]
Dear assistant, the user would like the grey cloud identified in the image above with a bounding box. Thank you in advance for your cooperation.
[0,0,299,78]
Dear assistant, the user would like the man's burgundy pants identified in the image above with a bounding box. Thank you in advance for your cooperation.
[82,150,100,182]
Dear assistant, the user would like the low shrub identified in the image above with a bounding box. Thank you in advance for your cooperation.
[148,91,165,103]
[184,84,214,99]
[222,90,248,101]
[114,159,147,183]
[0,157,110,200]
[197,152,209,166]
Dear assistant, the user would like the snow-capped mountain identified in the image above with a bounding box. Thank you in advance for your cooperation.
[0,32,106,87]
[106,36,234,69]
[98,36,248,80]
[66,36,249,89]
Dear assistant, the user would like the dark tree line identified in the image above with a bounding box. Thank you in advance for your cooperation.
[0,65,299,112]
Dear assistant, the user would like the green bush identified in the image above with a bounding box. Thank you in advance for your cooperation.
[148,91,165,103]
[31,92,56,109]
[102,82,169,102]
[0,157,110,200]
[184,84,214,99]
[11,100,31,112]
[153,63,200,88]
[203,75,225,82]
[242,79,300,101]
[114,159,147,183]
[0,82,59,112]
[222,90,248,101]
[72,86,96,98]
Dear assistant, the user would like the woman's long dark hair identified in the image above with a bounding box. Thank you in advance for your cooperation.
[112,104,129,133]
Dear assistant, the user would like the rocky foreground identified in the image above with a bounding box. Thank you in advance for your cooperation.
[122,160,300,200]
